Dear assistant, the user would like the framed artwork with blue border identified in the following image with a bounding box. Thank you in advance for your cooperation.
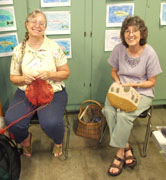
[0,6,17,32]
[106,3,134,27]
[0,33,19,57]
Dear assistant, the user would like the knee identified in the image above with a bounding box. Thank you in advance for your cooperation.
[4,113,13,126]
[42,117,64,130]
[117,112,133,126]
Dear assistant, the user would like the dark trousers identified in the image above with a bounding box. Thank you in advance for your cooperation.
[5,88,68,144]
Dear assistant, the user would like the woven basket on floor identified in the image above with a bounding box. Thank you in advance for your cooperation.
[76,99,105,140]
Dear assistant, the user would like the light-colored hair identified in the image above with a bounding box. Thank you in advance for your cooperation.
[19,9,47,73]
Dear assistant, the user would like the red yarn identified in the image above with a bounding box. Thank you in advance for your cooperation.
[25,79,54,106]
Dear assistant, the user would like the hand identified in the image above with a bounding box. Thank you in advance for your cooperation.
[115,80,121,85]
[23,74,36,85]
[122,83,133,87]
[35,71,50,81]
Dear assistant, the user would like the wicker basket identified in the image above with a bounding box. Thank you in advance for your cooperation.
[76,99,105,140]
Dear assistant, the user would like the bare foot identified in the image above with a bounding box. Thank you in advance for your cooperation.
[21,133,32,157]
[53,144,62,157]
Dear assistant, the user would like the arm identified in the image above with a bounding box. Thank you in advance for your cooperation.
[10,74,36,86]
[122,76,157,88]
[111,68,120,84]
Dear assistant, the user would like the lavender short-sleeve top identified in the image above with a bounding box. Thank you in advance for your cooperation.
[108,43,162,97]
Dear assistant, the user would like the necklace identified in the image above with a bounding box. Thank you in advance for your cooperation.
[125,53,141,68]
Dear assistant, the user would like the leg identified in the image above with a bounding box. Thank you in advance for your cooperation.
[103,95,152,174]
[108,148,125,176]
[5,89,34,143]
[110,95,153,148]
[37,88,68,157]
[102,97,117,138]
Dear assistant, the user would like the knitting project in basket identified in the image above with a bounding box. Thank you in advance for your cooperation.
[107,82,141,112]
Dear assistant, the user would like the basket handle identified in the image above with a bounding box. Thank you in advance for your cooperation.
[80,99,102,112]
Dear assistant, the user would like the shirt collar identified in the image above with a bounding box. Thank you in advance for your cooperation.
[25,36,48,52]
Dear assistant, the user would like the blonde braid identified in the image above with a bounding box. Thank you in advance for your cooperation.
[19,32,29,74]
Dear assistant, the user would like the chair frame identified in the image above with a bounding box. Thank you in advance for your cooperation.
[30,109,70,160]
[139,106,153,157]
[99,106,153,157]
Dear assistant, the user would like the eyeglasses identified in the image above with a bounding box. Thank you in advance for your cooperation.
[125,29,139,35]
[29,20,46,28]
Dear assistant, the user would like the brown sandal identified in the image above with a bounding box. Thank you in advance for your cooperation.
[22,132,32,157]
[108,155,124,176]
[52,144,62,157]
[124,147,137,168]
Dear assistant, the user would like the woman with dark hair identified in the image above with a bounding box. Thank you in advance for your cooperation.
[5,9,70,158]
[102,16,162,176]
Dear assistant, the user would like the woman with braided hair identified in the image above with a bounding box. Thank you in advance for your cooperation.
[5,9,70,157]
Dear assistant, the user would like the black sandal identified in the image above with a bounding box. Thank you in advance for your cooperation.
[108,155,124,176]
[124,147,137,168]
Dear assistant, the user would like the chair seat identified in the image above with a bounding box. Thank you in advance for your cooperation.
[30,113,39,124]
[139,109,149,118]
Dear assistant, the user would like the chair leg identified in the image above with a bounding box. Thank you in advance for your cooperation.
[142,111,152,157]
[63,110,70,160]
[99,123,108,143]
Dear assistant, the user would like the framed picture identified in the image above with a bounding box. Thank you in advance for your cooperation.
[0,0,13,5]
[54,38,72,58]
[0,33,19,57]
[0,6,17,31]
[41,0,71,7]
[105,30,121,51]
[160,3,166,25]
[106,3,134,27]
[45,11,71,35]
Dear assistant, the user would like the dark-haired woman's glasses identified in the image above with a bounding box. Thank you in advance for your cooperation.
[125,29,139,35]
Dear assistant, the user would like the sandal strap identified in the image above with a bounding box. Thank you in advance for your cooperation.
[108,155,124,176]
[125,155,136,161]
[110,163,121,169]
[109,155,124,169]
[125,146,133,153]
[114,155,124,162]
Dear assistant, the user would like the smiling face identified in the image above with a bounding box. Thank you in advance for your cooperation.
[124,26,141,48]
[120,16,148,48]
[26,12,46,38]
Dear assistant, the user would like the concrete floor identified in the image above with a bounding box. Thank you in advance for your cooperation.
[19,107,166,180]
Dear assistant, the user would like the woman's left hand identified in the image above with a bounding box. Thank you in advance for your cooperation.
[122,83,134,87]
[35,71,50,81]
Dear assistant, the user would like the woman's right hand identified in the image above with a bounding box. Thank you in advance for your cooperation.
[23,74,36,85]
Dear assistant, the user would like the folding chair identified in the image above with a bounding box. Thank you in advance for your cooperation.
[99,106,153,157]
[30,109,70,160]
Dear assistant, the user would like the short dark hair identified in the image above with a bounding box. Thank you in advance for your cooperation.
[120,16,148,48]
